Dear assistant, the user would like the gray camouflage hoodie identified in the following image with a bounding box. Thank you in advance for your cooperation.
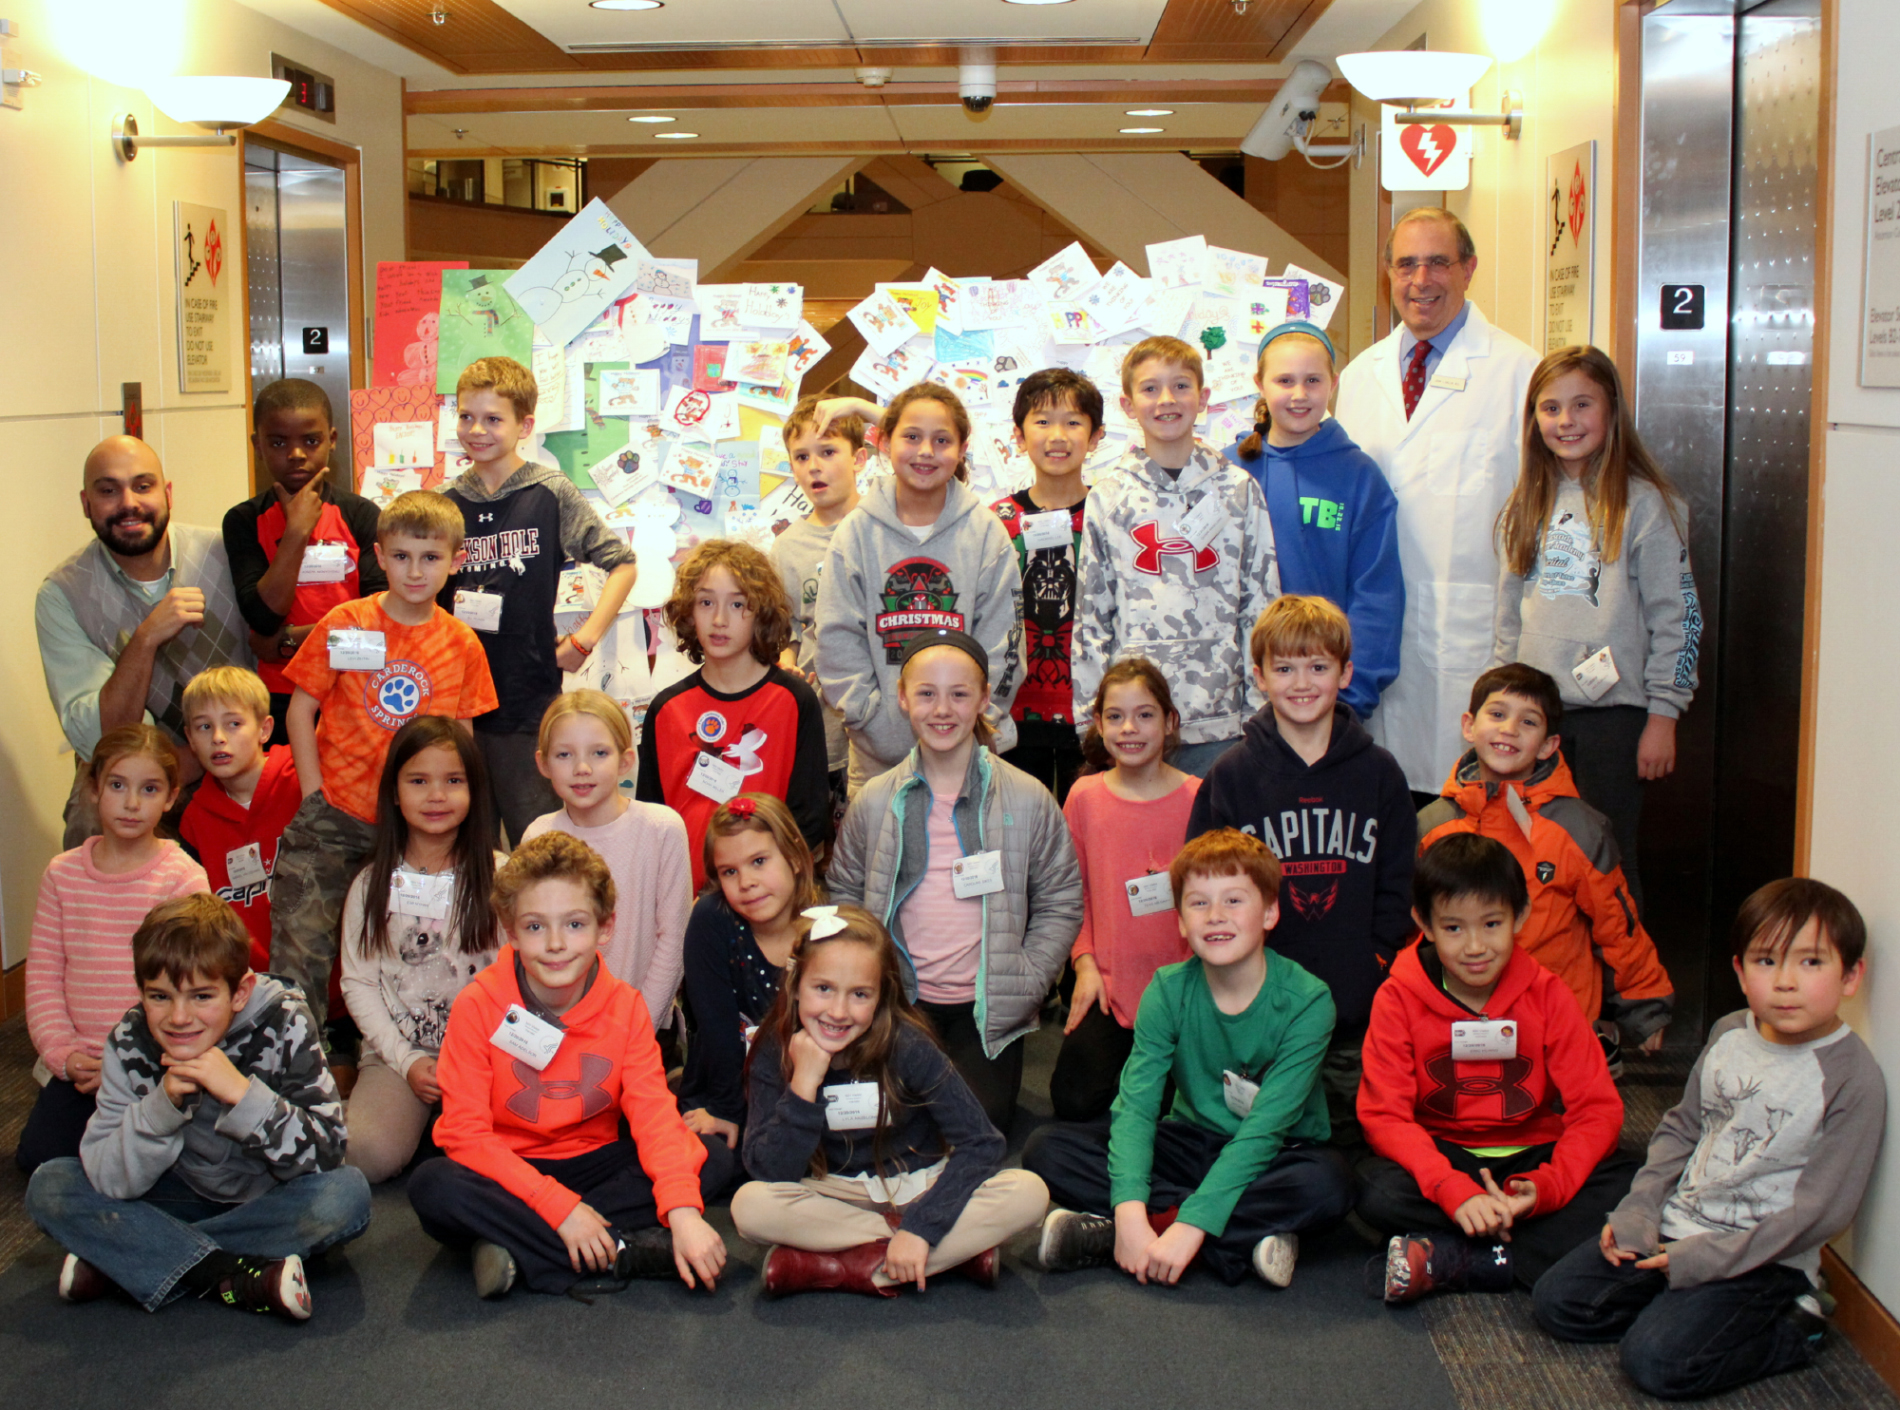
[814,474,1024,769]
[80,973,346,1205]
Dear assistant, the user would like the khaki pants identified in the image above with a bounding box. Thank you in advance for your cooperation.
[343,1056,435,1185]
[731,1167,1048,1285]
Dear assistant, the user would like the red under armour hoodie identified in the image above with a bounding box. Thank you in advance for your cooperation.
[434,945,707,1230]
[1358,937,1623,1220]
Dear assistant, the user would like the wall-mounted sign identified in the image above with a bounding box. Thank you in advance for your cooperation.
[1380,98,1473,192]
[1544,141,1596,353]
[1860,123,1900,387]
[1661,284,1705,330]
[173,202,232,394]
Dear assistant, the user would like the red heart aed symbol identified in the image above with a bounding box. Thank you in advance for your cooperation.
[1399,123,1457,178]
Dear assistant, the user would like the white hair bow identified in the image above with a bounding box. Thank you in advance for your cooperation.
[802,905,847,939]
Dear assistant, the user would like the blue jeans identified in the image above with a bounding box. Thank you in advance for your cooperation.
[1172,737,1242,779]
[26,1159,372,1311]
[1533,1235,1817,1398]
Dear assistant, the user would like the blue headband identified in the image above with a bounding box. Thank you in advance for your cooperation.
[1256,320,1335,364]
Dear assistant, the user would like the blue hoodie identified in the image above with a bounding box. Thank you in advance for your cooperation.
[1224,418,1404,719]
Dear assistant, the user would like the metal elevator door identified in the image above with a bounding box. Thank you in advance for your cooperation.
[1632,0,1820,1040]
[245,142,351,454]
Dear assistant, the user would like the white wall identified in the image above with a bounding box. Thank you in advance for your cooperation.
[0,0,405,968]
[1347,0,1618,356]
[1807,0,1900,1317]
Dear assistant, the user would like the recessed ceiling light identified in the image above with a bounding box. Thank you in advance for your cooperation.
[1120,127,1164,134]
[627,114,673,123]
[1125,108,1173,117]
[591,0,663,10]
[654,130,699,139]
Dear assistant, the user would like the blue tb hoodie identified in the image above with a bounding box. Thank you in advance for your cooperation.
[1224,418,1404,719]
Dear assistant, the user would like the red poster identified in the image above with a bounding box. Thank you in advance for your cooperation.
[373,261,467,388]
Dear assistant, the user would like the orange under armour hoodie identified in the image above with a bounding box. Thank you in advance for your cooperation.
[1417,748,1673,1032]
[434,945,706,1231]
[1359,937,1623,1220]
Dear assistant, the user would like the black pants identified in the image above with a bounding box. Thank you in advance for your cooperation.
[408,1134,736,1294]
[1356,1140,1639,1288]
[1534,1236,1817,1398]
[14,1078,96,1175]
[918,1000,1024,1133]
[1002,722,1085,806]
[1024,1118,1356,1284]
[1558,704,1650,914]
[1049,1004,1134,1123]
[474,727,562,851]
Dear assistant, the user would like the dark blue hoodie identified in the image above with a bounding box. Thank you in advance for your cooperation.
[1224,418,1404,719]
[1187,702,1416,1036]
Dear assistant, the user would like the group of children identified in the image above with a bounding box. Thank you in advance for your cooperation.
[12,330,1879,1403]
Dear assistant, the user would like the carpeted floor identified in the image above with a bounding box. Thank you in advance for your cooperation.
[0,1011,1892,1410]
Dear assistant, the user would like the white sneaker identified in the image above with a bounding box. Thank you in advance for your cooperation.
[1252,1233,1299,1288]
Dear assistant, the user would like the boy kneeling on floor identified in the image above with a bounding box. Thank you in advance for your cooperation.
[1358,833,1634,1302]
[1026,828,1355,1289]
[1534,878,1884,1400]
[26,893,370,1320]
[407,831,733,1299]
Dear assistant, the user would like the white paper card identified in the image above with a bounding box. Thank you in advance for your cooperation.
[297,541,351,584]
[1179,494,1230,553]
[1572,647,1620,701]
[1125,871,1174,918]
[327,628,385,671]
[599,368,661,417]
[1029,241,1103,304]
[490,1003,564,1072]
[1146,235,1209,289]
[1222,1069,1261,1118]
[686,749,745,803]
[372,421,435,469]
[848,289,923,357]
[590,448,659,508]
[1451,1019,1519,1061]
[950,850,1005,899]
[390,870,454,920]
[1283,263,1345,331]
[823,1080,881,1132]
[226,843,269,891]
[1020,509,1073,552]
[454,589,503,633]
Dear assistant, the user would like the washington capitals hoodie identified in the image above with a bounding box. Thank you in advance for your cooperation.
[1224,419,1405,719]
[1187,703,1416,1035]
[814,474,1024,769]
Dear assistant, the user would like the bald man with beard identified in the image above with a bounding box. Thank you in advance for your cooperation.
[37,436,253,845]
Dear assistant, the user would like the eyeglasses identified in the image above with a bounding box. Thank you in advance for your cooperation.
[1389,255,1460,275]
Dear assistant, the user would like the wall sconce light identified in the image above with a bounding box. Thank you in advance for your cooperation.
[112,75,291,161]
[1336,51,1523,140]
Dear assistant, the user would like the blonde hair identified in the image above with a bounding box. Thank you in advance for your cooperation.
[379,490,465,550]
[1249,595,1352,669]
[784,394,867,452]
[882,383,973,483]
[456,355,538,420]
[537,689,633,757]
[493,831,616,928]
[182,666,270,725]
[1240,331,1337,459]
[898,641,997,747]
[1495,346,1685,576]
[1121,336,1204,395]
[663,539,794,666]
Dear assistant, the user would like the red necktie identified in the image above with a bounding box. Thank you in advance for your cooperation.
[1402,340,1432,420]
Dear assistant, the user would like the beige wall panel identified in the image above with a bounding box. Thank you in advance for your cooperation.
[606,156,865,279]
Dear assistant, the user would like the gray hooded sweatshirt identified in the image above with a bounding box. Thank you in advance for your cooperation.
[814,474,1024,769]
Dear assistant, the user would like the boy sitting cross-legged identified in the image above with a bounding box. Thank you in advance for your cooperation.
[1360,833,1634,1303]
[1026,828,1354,1289]
[1534,878,1885,1400]
[25,893,371,1319]
[406,832,734,1299]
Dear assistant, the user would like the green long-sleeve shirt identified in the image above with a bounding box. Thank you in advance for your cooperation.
[1108,953,1335,1236]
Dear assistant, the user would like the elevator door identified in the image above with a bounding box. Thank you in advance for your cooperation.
[245,142,351,457]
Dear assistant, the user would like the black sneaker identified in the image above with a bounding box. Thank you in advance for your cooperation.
[613,1227,677,1282]
[1594,1021,1626,1080]
[1789,1289,1834,1350]
[1038,1208,1115,1272]
[203,1255,311,1321]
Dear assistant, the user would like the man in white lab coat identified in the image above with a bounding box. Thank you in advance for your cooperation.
[1335,209,1540,799]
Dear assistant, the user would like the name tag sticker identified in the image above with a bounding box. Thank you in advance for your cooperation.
[1222,1068,1262,1118]
[1178,494,1230,554]
[1430,373,1467,392]
[490,1004,564,1071]
[327,628,385,671]
[225,843,269,891]
[1451,1019,1519,1061]
[1020,509,1072,552]
[950,850,1004,899]
[454,589,503,633]
[390,870,454,920]
[1571,647,1620,702]
[823,1080,881,1131]
[1125,871,1174,918]
[686,749,745,803]
[297,542,351,584]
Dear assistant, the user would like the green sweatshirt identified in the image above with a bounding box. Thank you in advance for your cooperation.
[1108,953,1335,1235]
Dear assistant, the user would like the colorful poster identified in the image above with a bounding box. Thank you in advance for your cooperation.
[435,271,532,393]
[504,198,649,348]
[373,261,466,388]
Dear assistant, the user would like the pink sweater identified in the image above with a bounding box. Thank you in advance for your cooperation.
[1062,772,1201,1028]
[26,838,209,1078]
[522,801,691,1029]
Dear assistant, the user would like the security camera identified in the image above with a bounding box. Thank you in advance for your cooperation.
[960,46,995,117]
[1240,59,1333,162]
[856,66,892,89]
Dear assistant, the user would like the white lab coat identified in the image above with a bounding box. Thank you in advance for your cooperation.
[1334,302,1540,794]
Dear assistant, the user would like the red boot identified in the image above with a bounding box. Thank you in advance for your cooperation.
[762,1241,898,1298]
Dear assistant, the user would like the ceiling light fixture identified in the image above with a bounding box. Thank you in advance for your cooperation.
[627,114,672,123]
[1125,108,1172,117]
[591,0,663,10]
[1336,50,1523,139]
[1120,127,1163,134]
[654,130,698,139]
[111,75,291,161]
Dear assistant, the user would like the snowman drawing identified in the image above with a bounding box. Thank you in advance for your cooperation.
[513,245,630,328]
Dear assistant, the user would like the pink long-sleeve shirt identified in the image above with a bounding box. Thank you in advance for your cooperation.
[26,838,209,1079]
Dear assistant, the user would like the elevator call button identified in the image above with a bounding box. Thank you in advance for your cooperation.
[1660,285,1705,330]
